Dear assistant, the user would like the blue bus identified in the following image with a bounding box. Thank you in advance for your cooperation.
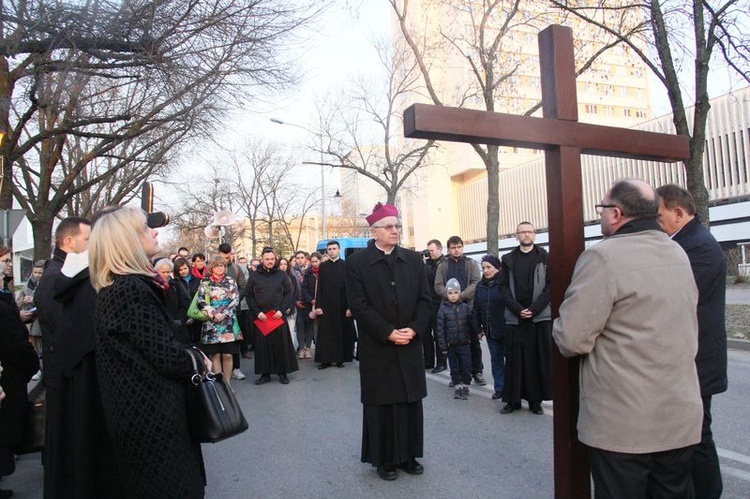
[316,237,370,260]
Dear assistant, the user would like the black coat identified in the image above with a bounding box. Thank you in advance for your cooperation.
[95,275,205,498]
[166,277,192,345]
[35,246,66,388]
[473,274,506,340]
[300,269,317,322]
[436,300,473,351]
[346,240,432,405]
[672,216,728,396]
[51,267,122,497]
[0,291,39,449]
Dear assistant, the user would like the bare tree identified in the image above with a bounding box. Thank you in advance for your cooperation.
[0,0,321,255]
[312,36,437,206]
[389,0,638,254]
[548,0,750,224]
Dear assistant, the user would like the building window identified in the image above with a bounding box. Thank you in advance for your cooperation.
[624,108,632,117]
[585,104,598,114]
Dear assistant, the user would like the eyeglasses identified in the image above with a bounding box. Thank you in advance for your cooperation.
[595,203,619,214]
[373,224,401,231]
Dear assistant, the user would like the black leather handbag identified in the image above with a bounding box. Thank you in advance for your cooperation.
[186,351,248,443]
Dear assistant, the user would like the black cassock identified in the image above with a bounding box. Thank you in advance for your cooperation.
[314,258,356,364]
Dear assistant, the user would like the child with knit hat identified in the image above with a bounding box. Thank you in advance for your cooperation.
[436,278,476,399]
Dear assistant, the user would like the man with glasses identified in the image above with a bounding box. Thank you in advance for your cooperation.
[434,236,485,386]
[346,203,432,481]
[499,222,552,415]
[553,179,702,497]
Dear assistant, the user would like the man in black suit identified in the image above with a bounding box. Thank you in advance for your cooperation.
[656,184,727,499]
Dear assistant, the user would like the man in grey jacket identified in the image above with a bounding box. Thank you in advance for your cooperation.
[553,179,702,498]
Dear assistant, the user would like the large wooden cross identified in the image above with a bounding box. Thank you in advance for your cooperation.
[404,25,690,498]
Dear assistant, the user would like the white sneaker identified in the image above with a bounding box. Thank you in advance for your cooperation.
[31,370,42,381]
[231,368,246,380]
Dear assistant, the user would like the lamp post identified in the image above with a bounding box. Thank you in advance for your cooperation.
[270,118,328,239]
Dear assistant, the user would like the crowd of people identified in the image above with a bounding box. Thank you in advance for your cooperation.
[0,180,729,496]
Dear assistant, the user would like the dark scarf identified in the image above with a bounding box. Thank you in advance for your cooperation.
[613,217,662,236]
[153,273,170,292]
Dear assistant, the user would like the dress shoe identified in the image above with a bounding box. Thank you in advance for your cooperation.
[376,465,398,481]
[0,489,13,499]
[255,374,271,385]
[500,403,515,414]
[530,404,544,415]
[335,363,344,368]
[491,392,502,400]
[278,374,289,384]
[317,363,331,370]
[398,458,424,475]
[431,365,446,374]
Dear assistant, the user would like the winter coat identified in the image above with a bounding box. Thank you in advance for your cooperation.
[35,246,67,388]
[672,216,728,396]
[244,266,294,317]
[0,290,39,449]
[436,300,473,351]
[197,276,241,345]
[95,274,205,498]
[434,255,481,304]
[553,224,702,453]
[500,245,551,325]
[346,240,432,405]
[473,274,506,339]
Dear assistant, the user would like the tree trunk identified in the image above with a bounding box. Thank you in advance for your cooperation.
[486,145,500,257]
[0,55,12,211]
[31,216,55,261]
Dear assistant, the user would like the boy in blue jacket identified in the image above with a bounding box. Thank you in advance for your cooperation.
[437,278,476,400]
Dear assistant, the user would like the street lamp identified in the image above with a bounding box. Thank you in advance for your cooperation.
[270,118,329,239]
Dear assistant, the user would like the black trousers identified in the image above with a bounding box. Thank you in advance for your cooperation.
[691,395,722,498]
[588,445,695,499]
[469,330,483,374]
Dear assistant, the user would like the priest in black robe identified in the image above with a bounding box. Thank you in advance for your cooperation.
[313,241,356,369]
[345,203,432,481]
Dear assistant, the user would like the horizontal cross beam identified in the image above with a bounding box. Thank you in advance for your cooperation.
[404,103,690,162]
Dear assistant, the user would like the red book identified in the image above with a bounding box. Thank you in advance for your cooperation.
[253,311,284,336]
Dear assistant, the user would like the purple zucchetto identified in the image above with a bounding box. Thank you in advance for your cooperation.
[365,202,399,226]
[481,254,501,270]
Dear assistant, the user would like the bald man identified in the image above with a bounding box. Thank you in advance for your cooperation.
[553,179,703,498]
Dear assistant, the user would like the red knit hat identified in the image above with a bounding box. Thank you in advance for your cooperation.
[365,202,399,226]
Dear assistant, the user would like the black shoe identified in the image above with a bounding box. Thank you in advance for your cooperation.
[500,403,515,414]
[317,363,331,370]
[0,489,13,499]
[335,363,344,368]
[278,374,289,384]
[398,458,424,475]
[255,374,271,385]
[376,465,398,481]
[530,404,544,415]
[431,365,446,374]
[491,392,502,400]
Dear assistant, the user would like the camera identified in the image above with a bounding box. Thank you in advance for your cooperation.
[420,249,431,259]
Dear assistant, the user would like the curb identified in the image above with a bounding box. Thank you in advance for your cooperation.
[728,338,750,352]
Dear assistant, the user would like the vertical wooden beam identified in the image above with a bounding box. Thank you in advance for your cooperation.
[538,25,590,499]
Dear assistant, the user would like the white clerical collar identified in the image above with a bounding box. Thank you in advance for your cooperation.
[374,242,394,255]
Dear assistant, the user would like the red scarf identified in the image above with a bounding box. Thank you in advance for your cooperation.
[311,265,319,277]
[191,265,205,280]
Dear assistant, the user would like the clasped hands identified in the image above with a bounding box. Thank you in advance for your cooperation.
[257,310,283,321]
[388,327,416,345]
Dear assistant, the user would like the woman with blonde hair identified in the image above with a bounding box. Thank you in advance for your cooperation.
[90,206,210,498]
